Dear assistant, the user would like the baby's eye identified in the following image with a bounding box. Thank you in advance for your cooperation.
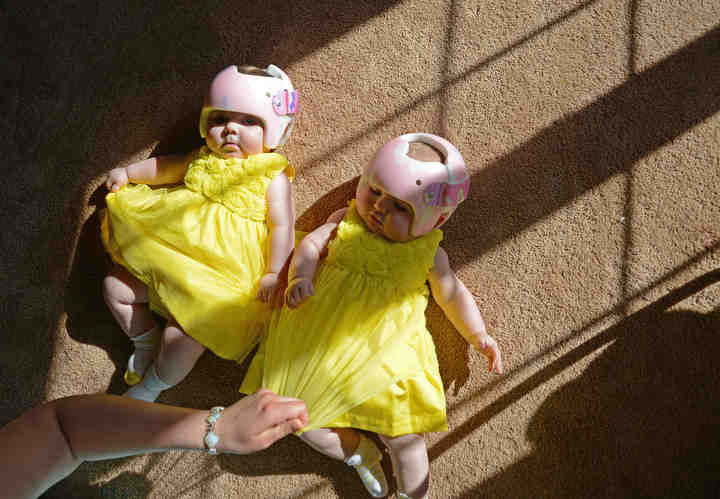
[210,115,227,124]
[242,116,261,126]
[369,187,381,196]
[394,201,409,212]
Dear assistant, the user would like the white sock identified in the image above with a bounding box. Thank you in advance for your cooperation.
[345,435,388,498]
[124,363,172,402]
[126,327,160,384]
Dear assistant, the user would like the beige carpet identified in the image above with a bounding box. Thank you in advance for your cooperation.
[2,1,719,497]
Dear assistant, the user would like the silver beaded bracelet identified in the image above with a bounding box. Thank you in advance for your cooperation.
[204,406,225,455]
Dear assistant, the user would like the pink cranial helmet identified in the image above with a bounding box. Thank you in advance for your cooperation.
[360,133,470,237]
[198,64,299,149]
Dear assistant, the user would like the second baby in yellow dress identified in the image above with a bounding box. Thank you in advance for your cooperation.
[241,133,503,498]
[102,64,299,402]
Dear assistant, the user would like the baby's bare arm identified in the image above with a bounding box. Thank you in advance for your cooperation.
[259,173,295,305]
[105,152,192,191]
[264,172,295,275]
[428,247,502,373]
[285,208,346,308]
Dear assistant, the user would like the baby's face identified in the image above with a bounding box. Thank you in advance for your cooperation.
[356,179,414,242]
[205,110,264,158]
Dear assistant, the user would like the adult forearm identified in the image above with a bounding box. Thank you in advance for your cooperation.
[0,391,308,499]
[54,395,205,460]
[0,396,206,498]
[0,400,83,499]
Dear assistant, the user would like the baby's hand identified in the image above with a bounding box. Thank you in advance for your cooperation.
[473,332,503,374]
[285,277,314,309]
[105,167,129,192]
[258,273,282,307]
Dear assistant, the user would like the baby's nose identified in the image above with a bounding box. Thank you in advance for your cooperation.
[224,121,241,133]
[374,194,390,211]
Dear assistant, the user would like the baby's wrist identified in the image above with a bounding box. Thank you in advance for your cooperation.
[287,276,313,295]
[469,330,490,345]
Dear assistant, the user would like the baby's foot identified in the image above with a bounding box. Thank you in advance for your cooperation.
[345,435,388,497]
[124,364,172,402]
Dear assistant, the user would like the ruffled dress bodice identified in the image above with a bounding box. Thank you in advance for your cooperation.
[184,148,290,219]
[326,204,442,294]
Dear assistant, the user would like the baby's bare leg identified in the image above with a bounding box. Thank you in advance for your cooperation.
[301,429,388,497]
[379,433,429,499]
[300,428,360,460]
[103,265,160,380]
[155,320,205,386]
[102,265,156,336]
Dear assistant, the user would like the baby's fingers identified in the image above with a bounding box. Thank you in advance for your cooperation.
[489,350,503,374]
[287,286,302,308]
[297,282,314,307]
[487,344,503,374]
[286,281,311,309]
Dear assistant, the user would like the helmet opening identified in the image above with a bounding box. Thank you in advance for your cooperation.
[407,141,445,164]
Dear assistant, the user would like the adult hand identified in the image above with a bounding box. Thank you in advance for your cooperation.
[216,389,309,454]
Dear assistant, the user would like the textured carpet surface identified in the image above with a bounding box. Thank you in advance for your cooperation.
[1,1,719,497]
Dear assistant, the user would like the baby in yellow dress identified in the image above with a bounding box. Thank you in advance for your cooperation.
[240,133,502,498]
[101,64,299,402]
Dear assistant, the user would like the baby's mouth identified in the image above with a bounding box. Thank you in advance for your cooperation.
[222,142,241,152]
[369,213,385,230]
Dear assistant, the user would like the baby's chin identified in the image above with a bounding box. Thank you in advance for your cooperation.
[358,211,413,243]
[208,144,249,159]
[219,151,249,159]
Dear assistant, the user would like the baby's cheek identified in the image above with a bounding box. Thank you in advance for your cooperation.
[389,214,412,241]
[355,192,371,215]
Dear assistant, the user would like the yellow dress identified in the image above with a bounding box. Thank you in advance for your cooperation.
[102,148,292,362]
[240,201,448,436]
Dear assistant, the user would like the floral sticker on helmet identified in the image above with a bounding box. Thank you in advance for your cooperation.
[272,89,299,116]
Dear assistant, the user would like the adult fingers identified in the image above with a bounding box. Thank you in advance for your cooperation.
[254,392,306,405]
[260,399,309,425]
[253,419,302,450]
